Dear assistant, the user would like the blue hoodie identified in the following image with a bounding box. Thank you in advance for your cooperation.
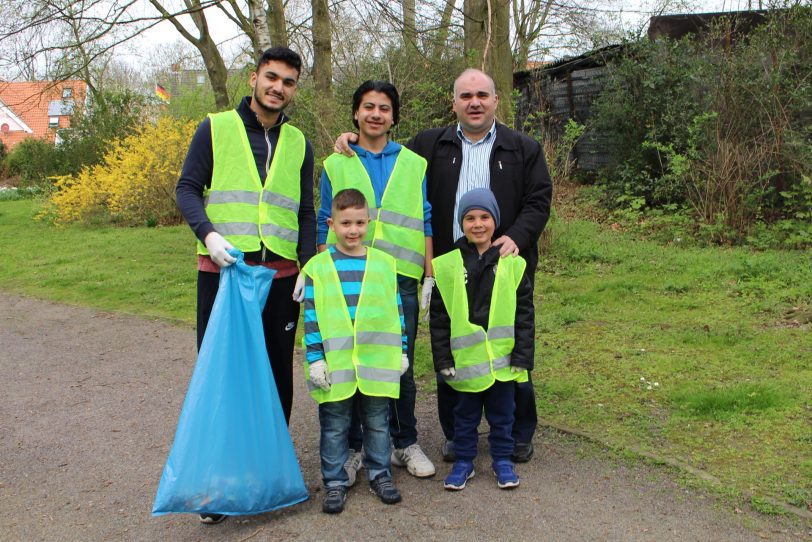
[317,141,432,245]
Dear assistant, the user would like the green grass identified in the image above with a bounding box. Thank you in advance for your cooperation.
[2,199,811,511]
[535,217,812,510]
[0,199,197,323]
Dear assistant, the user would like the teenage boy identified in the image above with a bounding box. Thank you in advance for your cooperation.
[303,188,408,514]
[175,46,315,525]
[317,81,435,479]
[430,188,535,490]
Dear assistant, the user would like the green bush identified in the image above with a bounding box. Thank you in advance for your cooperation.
[57,89,151,176]
[590,6,812,245]
[4,138,64,187]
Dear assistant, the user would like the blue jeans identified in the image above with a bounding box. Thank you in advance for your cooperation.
[319,392,391,488]
[349,275,419,451]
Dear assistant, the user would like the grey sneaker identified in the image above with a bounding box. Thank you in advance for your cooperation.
[391,443,436,478]
[369,473,402,504]
[322,486,347,514]
[343,448,364,486]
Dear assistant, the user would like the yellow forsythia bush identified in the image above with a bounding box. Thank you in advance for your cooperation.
[39,116,196,226]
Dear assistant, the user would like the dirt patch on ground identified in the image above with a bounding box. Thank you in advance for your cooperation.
[2,293,809,541]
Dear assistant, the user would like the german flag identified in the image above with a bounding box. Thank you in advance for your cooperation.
[155,84,170,103]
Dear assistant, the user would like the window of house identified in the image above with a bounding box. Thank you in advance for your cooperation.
[196,74,206,85]
[49,117,59,128]
[62,87,73,99]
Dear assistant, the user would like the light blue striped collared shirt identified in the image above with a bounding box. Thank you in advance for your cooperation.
[453,121,497,241]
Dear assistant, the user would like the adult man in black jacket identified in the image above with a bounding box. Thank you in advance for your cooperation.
[413,69,551,463]
[335,68,552,463]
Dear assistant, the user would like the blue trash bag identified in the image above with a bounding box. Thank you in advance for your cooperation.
[152,250,309,516]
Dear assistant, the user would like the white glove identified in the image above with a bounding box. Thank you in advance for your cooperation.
[420,277,435,310]
[204,232,236,268]
[400,353,409,375]
[511,366,523,373]
[292,272,305,302]
[440,367,456,378]
[309,360,331,391]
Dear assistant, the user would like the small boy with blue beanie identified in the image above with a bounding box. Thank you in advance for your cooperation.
[429,188,535,490]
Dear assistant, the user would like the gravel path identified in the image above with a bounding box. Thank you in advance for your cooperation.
[1,293,808,541]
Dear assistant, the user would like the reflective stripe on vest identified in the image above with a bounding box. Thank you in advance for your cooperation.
[197,110,305,260]
[302,247,402,403]
[432,249,529,393]
[322,148,427,279]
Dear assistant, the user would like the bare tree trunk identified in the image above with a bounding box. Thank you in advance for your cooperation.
[267,0,288,48]
[490,0,511,122]
[464,0,486,65]
[464,0,512,121]
[248,0,271,61]
[311,0,333,153]
[402,0,417,48]
[198,39,231,110]
[431,0,456,61]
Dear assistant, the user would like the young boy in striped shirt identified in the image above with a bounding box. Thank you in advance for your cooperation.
[302,188,409,514]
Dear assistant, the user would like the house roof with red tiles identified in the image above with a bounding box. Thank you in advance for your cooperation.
[0,80,88,150]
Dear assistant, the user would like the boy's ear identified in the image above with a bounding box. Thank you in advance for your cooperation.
[327,217,334,230]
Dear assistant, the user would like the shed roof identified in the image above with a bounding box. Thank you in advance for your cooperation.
[647,10,771,41]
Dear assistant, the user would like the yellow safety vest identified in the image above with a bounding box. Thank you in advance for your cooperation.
[322,148,427,279]
[302,247,402,403]
[432,250,529,393]
[197,110,305,261]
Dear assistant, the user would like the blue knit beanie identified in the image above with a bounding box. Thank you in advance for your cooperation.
[457,188,501,229]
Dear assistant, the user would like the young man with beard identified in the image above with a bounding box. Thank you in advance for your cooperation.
[175,46,316,525]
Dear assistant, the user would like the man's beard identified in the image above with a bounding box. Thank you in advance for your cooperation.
[253,86,288,114]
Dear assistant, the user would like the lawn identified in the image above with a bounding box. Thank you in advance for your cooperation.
[2,199,810,511]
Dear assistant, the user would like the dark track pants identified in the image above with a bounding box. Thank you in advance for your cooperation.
[437,371,537,446]
[453,380,515,461]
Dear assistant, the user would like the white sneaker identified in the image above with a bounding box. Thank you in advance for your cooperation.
[391,443,436,478]
[343,449,364,486]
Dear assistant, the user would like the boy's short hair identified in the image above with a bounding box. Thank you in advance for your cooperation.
[352,80,400,129]
[257,46,302,76]
[332,188,368,214]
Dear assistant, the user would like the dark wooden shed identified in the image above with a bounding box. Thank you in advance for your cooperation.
[513,10,776,175]
[513,44,624,173]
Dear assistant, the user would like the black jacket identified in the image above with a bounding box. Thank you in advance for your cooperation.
[429,238,535,372]
[408,123,552,276]
[175,97,316,266]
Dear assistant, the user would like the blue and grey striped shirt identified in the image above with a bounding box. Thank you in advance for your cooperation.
[452,121,497,241]
[304,246,406,364]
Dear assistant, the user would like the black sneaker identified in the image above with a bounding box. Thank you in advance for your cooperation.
[441,440,457,462]
[322,486,348,514]
[511,442,534,463]
[198,513,227,524]
[369,473,402,504]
